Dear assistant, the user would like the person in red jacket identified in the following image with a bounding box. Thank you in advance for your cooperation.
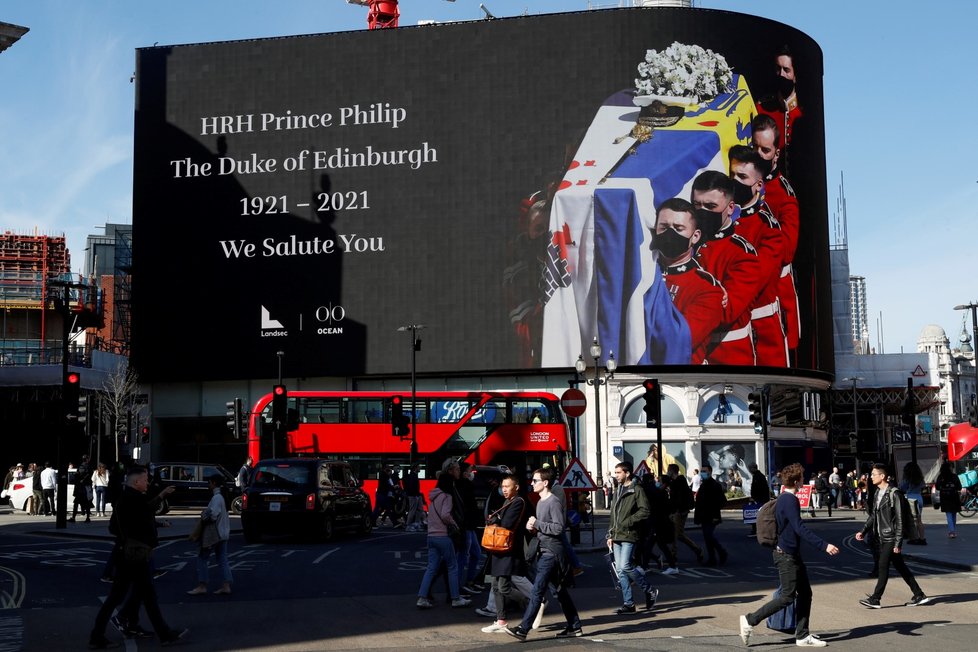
[756,44,802,178]
[691,171,759,366]
[751,114,801,362]
[651,198,725,364]
[728,145,788,367]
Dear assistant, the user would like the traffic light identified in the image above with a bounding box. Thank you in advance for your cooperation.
[271,385,287,428]
[64,370,81,419]
[140,425,150,444]
[643,379,661,429]
[391,395,410,437]
[970,394,977,427]
[77,395,89,424]
[226,398,243,438]
[748,390,766,433]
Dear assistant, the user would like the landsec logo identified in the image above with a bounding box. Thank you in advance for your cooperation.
[260,305,288,338]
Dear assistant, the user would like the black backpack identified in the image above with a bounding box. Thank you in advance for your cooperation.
[892,488,916,542]
[756,499,779,547]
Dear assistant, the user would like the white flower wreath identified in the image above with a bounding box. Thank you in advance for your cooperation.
[634,41,733,104]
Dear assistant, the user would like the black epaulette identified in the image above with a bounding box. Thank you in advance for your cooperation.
[695,267,721,287]
[757,202,781,230]
[729,234,757,256]
[778,175,796,198]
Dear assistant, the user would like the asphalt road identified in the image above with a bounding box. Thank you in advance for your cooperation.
[1,511,976,650]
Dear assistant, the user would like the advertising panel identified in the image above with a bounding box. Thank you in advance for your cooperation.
[132,7,830,381]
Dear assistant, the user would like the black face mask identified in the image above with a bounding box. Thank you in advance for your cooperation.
[652,228,692,259]
[777,75,795,98]
[694,208,724,240]
[731,179,755,206]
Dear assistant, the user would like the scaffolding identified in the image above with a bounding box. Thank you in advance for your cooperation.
[0,231,101,365]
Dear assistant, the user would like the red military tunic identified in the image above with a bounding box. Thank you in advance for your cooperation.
[734,200,788,367]
[661,258,725,365]
[764,170,801,351]
[694,223,759,366]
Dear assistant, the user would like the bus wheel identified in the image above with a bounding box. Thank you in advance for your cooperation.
[230,496,243,515]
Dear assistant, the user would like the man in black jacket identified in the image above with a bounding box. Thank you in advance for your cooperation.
[480,474,528,633]
[855,463,931,608]
[667,464,703,563]
[693,464,728,565]
[89,466,188,649]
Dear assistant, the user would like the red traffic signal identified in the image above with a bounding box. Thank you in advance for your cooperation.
[66,372,80,385]
[643,379,661,428]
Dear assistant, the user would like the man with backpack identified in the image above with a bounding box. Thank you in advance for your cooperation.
[855,463,931,608]
[739,463,839,648]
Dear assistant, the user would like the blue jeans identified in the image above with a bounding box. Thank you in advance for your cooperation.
[946,512,957,533]
[419,536,460,599]
[456,529,481,585]
[94,486,107,514]
[520,551,580,632]
[612,541,650,606]
[197,539,232,584]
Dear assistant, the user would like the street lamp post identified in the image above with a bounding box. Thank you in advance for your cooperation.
[575,337,616,508]
[954,303,978,424]
[842,376,863,471]
[397,324,425,463]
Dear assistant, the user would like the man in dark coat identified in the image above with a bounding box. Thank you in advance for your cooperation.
[89,466,188,649]
[749,462,771,535]
[693,463,728,565]
[480,473,528,633]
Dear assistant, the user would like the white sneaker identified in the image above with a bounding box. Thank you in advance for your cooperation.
[451,597,472,608]
[796,634,827,647]
[481,621,509,633]
[739,615,753,646]
[532,599,547,630]
[661,567,680,576]
[416,597,433,609]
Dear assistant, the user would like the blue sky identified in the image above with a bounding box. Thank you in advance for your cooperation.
[2,0,977,357]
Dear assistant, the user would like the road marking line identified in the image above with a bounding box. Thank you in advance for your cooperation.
[312,548,340,564]
[0,567,25,609]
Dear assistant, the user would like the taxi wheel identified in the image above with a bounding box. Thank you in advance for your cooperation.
[357,511,373,536]
[230,496,243,515]
[322,514,336,541]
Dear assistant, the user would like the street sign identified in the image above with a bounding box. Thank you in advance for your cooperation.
[557,456,598,491]
[560,388,587,418]
[633,460,651,478]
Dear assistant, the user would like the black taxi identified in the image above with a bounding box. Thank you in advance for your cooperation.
[240,458,372,542]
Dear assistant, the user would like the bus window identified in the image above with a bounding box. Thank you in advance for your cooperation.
[405,399,429,424]
[513,400,552,423]
[430,400,475,424]
[469,400,506,424]
[300,398,343,424]
[349,399,384,423]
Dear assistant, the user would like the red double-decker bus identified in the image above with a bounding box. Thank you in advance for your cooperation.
[245,390,570,503]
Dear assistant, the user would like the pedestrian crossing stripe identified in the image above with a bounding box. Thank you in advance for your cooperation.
[557,457,599,491]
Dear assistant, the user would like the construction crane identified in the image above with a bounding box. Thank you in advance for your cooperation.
[346,0,461,30]
[345,0,401,29]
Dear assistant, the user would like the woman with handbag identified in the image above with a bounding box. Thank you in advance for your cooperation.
[187,474,232,595]
[480,474,528,634]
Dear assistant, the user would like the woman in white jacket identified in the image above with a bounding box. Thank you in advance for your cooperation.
[187,474,232,595]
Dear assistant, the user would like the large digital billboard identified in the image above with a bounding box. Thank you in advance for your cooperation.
[132,7,830,381]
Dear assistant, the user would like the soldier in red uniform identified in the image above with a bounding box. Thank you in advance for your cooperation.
[690,171,759,366]
[651,198,725,364]
[751,114,801,362]
[728,145,788,367]
[756,45,802,178]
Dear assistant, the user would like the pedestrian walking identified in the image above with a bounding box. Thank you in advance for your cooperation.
[236,456,253,490]
[606,462,658,615]
[935,462,962,538]
[506,467,583,641]
[749,463,771,536]
[186,474,233,596]
[666,464,703,563]
[693,464,727,565]
[479,473,528,634]
[739,463,839,648]
[898,462,926,545]
[456,462,484,595]
[855,463,931,608]
[416,461,470,609]
[403,463,425,531]
[88,465,188,649]
[70,455,94,522]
